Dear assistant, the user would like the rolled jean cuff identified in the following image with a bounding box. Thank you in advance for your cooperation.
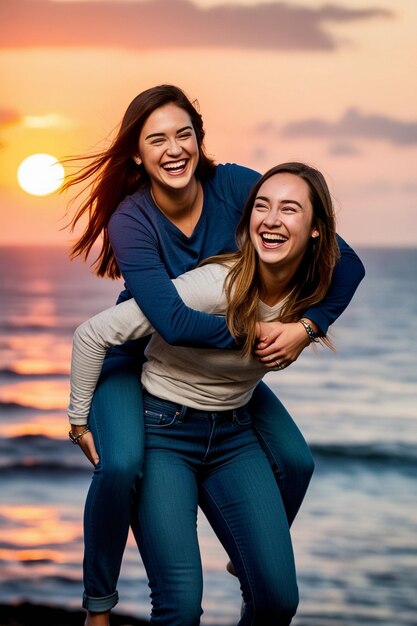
[82,591,119,612]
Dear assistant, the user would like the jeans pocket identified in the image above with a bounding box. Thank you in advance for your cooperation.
[143,407,180,428]
[234,407,252,427]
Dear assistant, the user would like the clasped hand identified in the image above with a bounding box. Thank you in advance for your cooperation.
[254,321,311,369]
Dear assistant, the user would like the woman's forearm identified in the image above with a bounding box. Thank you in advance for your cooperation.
[67,264,228,424]
[67,299,152,424]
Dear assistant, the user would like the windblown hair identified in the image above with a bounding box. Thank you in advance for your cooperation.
[203,162,340,355]
[61,84,216,278]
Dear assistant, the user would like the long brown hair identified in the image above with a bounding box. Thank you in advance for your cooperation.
[62,84,216,278]
[204,162,340,354]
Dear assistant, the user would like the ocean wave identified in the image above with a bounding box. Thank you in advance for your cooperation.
[0,400,60,412]
[0,435,88,473]
[311,441,417,467]
[0,460,89,474]
[0,435,416,474]
[0,368,68,379]
[0,322,76,335]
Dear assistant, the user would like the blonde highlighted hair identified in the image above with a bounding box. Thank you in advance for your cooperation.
[203,162,340,355]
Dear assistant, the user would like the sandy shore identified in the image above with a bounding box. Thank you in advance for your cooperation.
[0,602,237,626]
[0,602,149,626]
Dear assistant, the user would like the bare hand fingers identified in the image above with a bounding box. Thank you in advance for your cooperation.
[78,433,100,466]
[260,357,287,370]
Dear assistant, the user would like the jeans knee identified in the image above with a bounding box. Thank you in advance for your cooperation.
[243,578,299,626]
[247,589,299,625]
[96,455,143,492]
[151,598,202,626]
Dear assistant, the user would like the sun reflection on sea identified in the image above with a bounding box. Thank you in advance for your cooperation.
[0,548,64,563]
[7,296,59,328]
[0,379,69,410]
[0,413,67,438]
[2,334,71,374]
[0,504,81,548]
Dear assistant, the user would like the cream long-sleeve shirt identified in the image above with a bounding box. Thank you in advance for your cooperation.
[68,263,285,424]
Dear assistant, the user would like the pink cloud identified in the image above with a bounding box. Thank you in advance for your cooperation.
[257,108,417,146]
[0,109,21,127]
[0,0,393,51]
[281,108,417,145]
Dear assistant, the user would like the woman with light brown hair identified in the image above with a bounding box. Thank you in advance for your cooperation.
[68,162,348,625]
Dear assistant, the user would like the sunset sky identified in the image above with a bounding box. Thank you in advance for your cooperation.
[0,0,416,247]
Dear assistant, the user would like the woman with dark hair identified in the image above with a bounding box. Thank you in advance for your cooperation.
[69,162,343,625]
[63,85,365,625]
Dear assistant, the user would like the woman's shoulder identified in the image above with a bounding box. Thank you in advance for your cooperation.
[207,163,261,204]
[212,162,261,184]
[113,187,153,216]
[108,186,160,244]
[110,187,156,227]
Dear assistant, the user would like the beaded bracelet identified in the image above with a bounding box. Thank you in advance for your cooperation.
[299,319,319,343]
[68,426,90,445]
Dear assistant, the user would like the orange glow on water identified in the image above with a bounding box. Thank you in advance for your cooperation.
[0,414,67,438]
[0,548,64,562]
[0,504,81,546]
[4,335,71,374]
[7,506,54,521]
[0,379,69,410]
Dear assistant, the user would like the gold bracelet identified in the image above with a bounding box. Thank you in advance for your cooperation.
[68,426,90,445]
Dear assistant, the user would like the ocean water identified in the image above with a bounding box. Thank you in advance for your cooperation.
[0,245,416,626]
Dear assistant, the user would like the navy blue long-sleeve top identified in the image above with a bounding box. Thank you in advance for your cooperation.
[109,163,365,349]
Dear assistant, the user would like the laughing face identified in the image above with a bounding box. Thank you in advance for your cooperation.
[135,103,199,194]
[249,172,319,277]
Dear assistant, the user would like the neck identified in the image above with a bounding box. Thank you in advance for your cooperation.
[151,179,202,236]
[258,264,294,307]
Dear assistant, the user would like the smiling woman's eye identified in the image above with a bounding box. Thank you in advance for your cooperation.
[253,202,268,211]
[178,132,192,139]
[150,138,165,145]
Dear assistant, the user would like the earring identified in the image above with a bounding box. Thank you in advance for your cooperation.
[133,156,142,166]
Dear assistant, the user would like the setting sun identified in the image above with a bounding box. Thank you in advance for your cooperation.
[17,153,65,196]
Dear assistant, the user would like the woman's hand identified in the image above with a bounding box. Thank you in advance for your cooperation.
[254,320,313,369]
[70,425,99,466]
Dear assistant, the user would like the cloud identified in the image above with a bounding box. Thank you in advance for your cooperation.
[0,109,21,128]
[257,108,417,146]
[0,110,75,131]
[328,141,361,156]
[0,110,21,150]
[0,0,393,51]
[23,113,76,129]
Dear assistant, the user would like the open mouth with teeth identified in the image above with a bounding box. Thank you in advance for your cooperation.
[260,233,288,248]
[162,159,188,175]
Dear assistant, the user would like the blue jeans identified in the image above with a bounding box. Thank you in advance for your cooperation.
[82,348,145,612]
[131,392,298,625]
[82,349,313,612]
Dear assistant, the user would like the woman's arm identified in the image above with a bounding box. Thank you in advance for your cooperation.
[254,235,365,365]
[68,264,228,424]
[109,211,235,349]
[109,166,259,350]
[302,234,365,334]
[68,299,151,425]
